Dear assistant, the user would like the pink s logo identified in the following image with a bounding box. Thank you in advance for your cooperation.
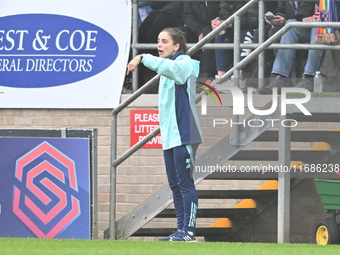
[13,141,80,238]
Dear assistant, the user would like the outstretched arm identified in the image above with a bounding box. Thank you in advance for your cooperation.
[142,54,199,85]
[126,55,142,75]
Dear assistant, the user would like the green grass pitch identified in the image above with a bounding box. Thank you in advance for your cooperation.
[0,238,339,255]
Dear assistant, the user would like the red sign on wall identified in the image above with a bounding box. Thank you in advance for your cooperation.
[130,110,162,148]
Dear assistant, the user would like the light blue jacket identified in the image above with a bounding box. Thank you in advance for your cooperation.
[141,51,203,150]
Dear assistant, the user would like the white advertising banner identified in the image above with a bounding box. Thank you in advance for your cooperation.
[0,0,131,108]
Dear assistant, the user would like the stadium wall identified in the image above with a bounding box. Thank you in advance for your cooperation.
[1,94,338,240]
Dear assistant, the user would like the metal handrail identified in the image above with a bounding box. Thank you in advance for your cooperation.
[216,22,340,85]
[134,43,340,50]
[110,0,340,240]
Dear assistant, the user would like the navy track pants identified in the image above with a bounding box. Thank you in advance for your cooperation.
[163,144,198,233]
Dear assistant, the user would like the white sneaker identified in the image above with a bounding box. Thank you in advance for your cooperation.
[171,230,197,242]
[214,75,227,85]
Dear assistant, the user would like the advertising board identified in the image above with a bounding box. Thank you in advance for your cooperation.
[0,137,91,239]
[0,0,131,108]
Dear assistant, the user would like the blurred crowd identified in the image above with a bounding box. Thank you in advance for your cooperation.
[123,1,340,94]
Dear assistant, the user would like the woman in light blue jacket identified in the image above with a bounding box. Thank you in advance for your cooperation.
[127,27,202,242]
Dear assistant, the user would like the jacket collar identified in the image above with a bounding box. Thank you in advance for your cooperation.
[170,50,185,60]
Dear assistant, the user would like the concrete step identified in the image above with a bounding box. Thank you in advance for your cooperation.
[156,208,256,218]
[197,189,277,199]
[132,227,232,237]
[254,130,340,142]
[230,150,330,161]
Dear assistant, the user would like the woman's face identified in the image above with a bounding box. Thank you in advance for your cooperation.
[157,32,180,58]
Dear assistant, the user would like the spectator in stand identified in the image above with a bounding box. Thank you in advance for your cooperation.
[259,1,323,94]
[181,1,220,78]
[139,2,184,44]
[213,1,258,91]
[124,2,183,94]
[137,2,153,26]
[138,2,184,93]
[245,1,298,88]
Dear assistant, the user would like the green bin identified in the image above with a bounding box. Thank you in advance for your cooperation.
[315,179,340,212]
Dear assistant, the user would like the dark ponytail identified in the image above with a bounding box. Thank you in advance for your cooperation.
[161,27,188,54]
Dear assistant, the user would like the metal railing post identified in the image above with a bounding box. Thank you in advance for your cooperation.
[109,111,118,240]
[278,99,291,243]
[233,14,241,86]
[231,13,241,146]
[109,74,160,240]
[258,0,265,88]
[132,0,139,92]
